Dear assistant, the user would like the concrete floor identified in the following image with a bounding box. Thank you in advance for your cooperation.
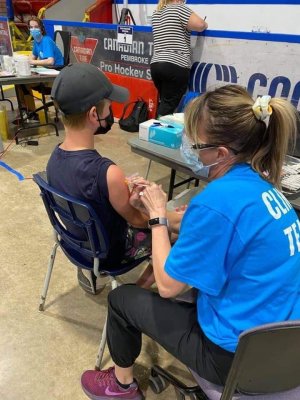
[0,108,197,399]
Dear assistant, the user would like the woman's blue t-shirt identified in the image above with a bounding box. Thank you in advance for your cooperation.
[32,35,64,66]
[165,164,300,352]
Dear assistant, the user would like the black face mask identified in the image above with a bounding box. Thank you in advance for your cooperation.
[94,107,114,135]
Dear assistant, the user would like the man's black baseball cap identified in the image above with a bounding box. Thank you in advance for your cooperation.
[51,63,129,115]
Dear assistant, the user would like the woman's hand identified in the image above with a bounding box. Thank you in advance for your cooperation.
[126,175,150,188]
[140,183,167,218]
[127,175,151,214]
[175,204,188,214]
[129,185,149,214]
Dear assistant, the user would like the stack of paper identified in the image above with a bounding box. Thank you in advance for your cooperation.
[33,67,60,76]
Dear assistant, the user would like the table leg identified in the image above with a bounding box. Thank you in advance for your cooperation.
[169,172,200,200]
[14,84,26,145]
[168,169,176,200]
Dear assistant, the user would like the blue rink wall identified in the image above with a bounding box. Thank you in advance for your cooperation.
[43,18,300,110]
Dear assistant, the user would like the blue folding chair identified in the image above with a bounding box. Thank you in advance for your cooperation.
[176,62,204,113]
[176,90,201,113]
[33,172,149,369]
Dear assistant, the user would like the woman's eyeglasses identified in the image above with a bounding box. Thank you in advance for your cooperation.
[191,143,239,155]
[191,143,218,151]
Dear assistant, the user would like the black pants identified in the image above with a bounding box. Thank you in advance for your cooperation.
[150,62,190,117]
[107,285,234,385]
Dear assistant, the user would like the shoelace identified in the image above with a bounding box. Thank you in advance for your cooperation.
[95,367,115,383]
[95,367,137,392]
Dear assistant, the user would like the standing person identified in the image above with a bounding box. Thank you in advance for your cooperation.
[81,85,300,400]
[47,63,182,294]
[16,17,64,118]
[151,0,207,117]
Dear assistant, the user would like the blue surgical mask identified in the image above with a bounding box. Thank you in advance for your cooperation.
[195,154,219,178]
[30,28,42,42]
[180,133,218,178]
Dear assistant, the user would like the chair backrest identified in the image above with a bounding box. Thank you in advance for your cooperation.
[220,320,300,400]
[176,62,203,112]
[33,172,109,271]
[53,30,71,67]
[176,90,201,112]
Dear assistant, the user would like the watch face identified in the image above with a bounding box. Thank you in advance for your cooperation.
[148,217,168,227]
[149,217,160,226]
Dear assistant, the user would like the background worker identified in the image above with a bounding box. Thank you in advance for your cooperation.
[151,0,207,117]
[28,16,63,67]
[17,16,64,119]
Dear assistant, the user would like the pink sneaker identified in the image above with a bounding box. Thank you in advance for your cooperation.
[81,367,144,400]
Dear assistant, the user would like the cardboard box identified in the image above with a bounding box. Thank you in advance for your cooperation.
[148,122,183,149]
[139,119,160,141]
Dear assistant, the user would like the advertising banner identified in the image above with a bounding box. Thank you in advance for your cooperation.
[61,23,300,111]
[191,36,300,110]
[0,20,13,56]
[68,26,153,81]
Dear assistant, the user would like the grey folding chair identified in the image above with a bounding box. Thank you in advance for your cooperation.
[150,320,300,399]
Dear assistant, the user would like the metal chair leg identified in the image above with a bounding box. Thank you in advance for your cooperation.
[111,278,119,290]
[39,241,59,311]
[0,86,14,110]
[0,98,14,110]
[94,277,120,370]
[150,365,206,400]
[145,160,152,179]
[95,317,107,370]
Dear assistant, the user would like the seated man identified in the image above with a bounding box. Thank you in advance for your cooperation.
[47,63,181,293]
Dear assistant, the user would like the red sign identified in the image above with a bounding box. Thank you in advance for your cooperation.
[105,72,158,119]
[70,36,98,64]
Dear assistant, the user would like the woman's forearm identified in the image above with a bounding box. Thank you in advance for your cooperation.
[141,183,187,297]
[30,57,54,66]
[151,224,172,291]
[151,224,186,297]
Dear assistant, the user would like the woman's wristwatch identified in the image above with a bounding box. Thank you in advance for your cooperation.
[148,217,169,229]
